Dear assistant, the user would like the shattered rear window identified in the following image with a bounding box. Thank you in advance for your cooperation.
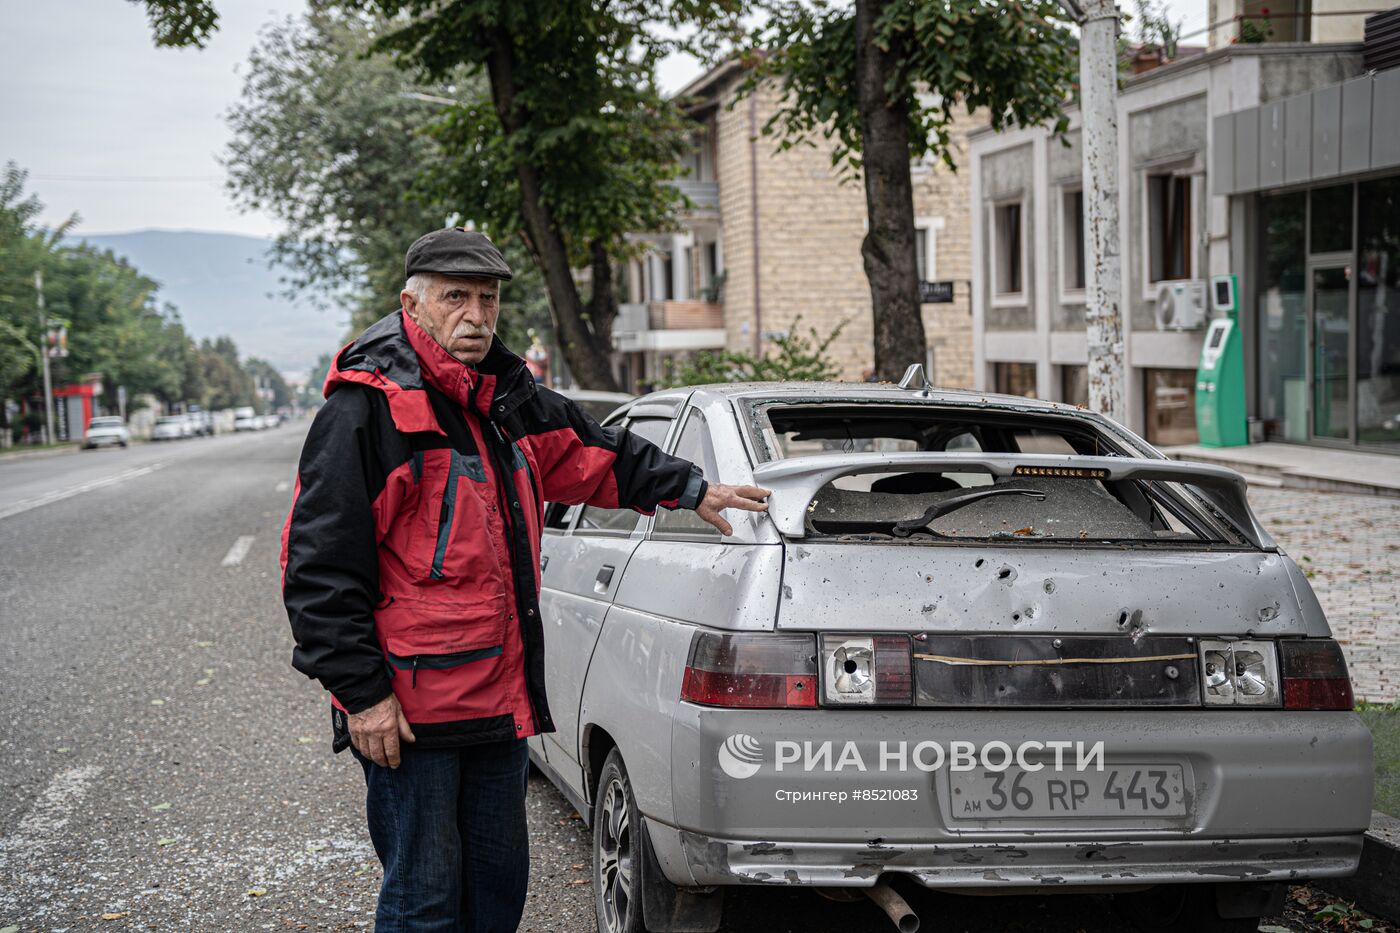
[749,401,1248,546]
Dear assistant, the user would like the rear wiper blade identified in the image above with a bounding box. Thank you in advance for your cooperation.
[891,487,1047,538]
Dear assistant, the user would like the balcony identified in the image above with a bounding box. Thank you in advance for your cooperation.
[670,178,720,213]
[613,300,725,353]
[649,299,723,330]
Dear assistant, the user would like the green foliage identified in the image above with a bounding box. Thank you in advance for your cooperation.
[394,0,695,270]
[753,0,1078,176]
[244,357,292,410]
[135,0,219,48]
[1359,705,1400,820]
[660,317,846,387]
[223,6,552,345]
[0,162,259,438]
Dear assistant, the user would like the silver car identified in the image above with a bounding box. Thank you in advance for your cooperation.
[530,378,1373,933]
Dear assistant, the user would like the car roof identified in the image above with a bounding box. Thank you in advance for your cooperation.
[645,382,1100,419]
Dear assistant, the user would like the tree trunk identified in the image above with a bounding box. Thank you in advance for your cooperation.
[854,0,926,383]
[585,239,617,353]
[484,34,622,392]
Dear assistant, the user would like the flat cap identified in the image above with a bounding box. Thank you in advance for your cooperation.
[405,227,513,281]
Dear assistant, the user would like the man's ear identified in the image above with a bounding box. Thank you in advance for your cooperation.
[401,289,418,320]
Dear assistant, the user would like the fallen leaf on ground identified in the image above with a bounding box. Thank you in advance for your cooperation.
[297,737,316,744]
[307,843,326,852]
[195,679,210,686]
[570,863,584,870]
[157,837,176,846]
[1,925,19,933]
[101,912,130,921]
[195,641,214,648]
[150,803,171,811]
[55,747,71,753]
[150,699,165,706]
[247,888,268,897]
[569,879,590,886]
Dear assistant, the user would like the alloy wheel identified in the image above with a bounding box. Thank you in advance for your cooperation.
[596,775,634,933]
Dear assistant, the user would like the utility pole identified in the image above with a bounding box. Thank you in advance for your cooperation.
[36,271,57,445]
[1060,0,1125,422]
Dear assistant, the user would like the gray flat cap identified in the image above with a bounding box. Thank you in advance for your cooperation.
[405,228,513,281]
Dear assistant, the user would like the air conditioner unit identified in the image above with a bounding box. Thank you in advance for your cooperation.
[1154,280,1207,330]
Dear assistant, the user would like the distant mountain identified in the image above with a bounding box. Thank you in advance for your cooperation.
[74,230,349,381]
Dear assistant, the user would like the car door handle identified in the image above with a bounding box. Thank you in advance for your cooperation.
[593,564,615,594]
[540,555,549,573]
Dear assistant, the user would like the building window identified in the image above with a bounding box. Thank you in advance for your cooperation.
[1060,364,1088,408]
[1061,188,1086,294]
[1143,369,1198,447]
[1309,183,1353,255]
[993,362,1037,398]
[1146,173,1193,283]
[661,253,675,300]
[992,201,1025,300]
[1357,176,1400,449]
[914,216,943,287]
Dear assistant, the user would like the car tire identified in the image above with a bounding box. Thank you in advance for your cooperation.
[1115,884,1261,932]
[594,749,647,933]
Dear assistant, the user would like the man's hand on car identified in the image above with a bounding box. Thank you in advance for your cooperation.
[695,483,771,536]
[348,693,416,768]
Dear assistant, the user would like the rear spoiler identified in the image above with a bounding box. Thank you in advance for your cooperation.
[749,452,1272,547]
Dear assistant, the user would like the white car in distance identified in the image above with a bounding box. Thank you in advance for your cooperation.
[83,416,129,449]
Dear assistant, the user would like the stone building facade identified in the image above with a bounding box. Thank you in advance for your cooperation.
[612,61,979,391]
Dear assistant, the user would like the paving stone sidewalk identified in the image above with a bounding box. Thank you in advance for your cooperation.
[1249,487,1400,703]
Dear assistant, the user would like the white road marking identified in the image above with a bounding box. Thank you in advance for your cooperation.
[0,462,166,521]
[0,765,104,870]
[221,535,256,567]
[275,480,291,493]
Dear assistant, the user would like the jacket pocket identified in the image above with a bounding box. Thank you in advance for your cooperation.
[429,449,488,581]
[386,645,503,688]
[375,592,507,656]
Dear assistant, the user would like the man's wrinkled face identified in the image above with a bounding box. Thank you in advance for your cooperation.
[401,274,501,365]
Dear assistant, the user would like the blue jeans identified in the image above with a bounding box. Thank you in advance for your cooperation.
[354,738,531,933]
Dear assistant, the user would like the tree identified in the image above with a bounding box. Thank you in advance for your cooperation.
[755,0,1077,382]
[133,0,218,47]
[224,6,551,346]
[245,357,293,410]
[358,0,715,391]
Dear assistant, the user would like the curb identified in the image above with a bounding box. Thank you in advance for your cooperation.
[1317,811,1400,922]
[0,444,82,464]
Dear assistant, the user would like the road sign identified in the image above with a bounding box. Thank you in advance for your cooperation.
[919,280,955,304]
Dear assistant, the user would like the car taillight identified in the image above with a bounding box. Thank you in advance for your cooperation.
[680,632,817,708]
[1280,639,1355,710]
[1198,639,1281,707]
[819,634,913,706]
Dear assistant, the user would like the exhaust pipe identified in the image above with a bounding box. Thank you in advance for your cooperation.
[863,879,920,933]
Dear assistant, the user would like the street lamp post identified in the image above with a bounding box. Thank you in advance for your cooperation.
[36,271,57,445]
[1059,0,1125,423]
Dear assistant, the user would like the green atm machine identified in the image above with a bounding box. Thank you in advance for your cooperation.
[1195,274,1248,447]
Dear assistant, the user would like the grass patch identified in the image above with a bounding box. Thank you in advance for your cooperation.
[1358,704,1400,819]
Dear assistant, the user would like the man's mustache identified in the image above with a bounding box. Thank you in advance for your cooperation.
[452,324,493,340]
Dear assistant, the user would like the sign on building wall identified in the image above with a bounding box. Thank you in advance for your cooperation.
[919,280,955,304]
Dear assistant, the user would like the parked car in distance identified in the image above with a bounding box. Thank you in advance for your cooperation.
[83,416,129,449]
[234,413,260,432]
[186,407,213,436]
[151,416,187,442]
[525,374,1372,933]
[561,389,635,425]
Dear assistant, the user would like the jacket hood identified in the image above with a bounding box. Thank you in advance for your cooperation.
[324,309,536,434]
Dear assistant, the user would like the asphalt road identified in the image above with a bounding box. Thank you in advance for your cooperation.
[0,427,1338,932]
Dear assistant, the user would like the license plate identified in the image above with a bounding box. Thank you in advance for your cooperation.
[949,765,1187,819]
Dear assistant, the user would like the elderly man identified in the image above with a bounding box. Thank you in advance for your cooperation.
[281,228,767,933]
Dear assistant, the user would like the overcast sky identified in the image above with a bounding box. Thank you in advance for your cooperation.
[1,0,1209,240]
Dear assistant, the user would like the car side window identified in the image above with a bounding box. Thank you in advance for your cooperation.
[575,417,672,534]
[654,411,721,539]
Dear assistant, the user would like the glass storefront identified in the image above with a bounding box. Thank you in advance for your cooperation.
[1357,177,1400,448]
[1255,175,1400,452]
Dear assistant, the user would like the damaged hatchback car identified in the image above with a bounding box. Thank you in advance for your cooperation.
[528,373,1374,933]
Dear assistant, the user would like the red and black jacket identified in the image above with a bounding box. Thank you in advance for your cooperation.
[280,309,706,750]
